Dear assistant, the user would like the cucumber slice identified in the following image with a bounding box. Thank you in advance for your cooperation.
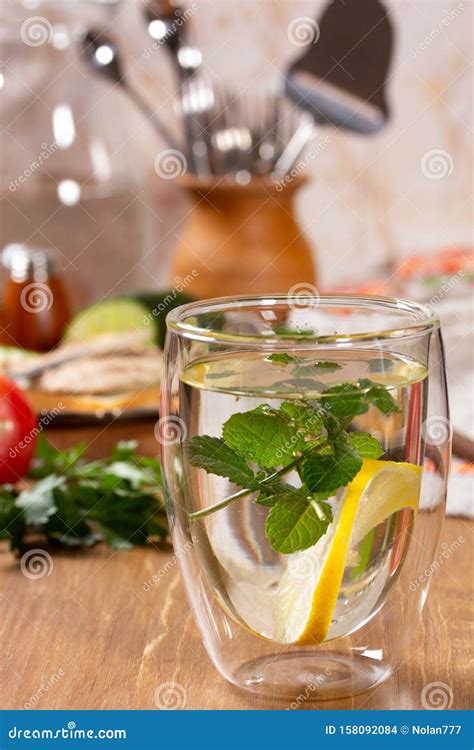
[65,299,154,346]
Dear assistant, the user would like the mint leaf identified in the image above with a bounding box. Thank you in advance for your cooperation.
[301,436,362,494]
[273,325,315,337]
[279,401,308,421]
[368,358,394,373]
[268,353,294,365]
[279,401,324,436]
[255,482,302,507]
[359,379,401,414]
[265,494,332,553]
[278,377,325,392]
[186,435,254,486]
[321,383,368,419]
[347,432,384,459]
[222,409,300,468]
[268,353,342,375]
[206,370,237,380]
[184,356,400,556]
[294,361,342,376]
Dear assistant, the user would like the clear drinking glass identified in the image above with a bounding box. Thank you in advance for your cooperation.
[160,294,450,701]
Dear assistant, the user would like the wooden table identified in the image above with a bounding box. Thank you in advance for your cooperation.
[0,420,471,710]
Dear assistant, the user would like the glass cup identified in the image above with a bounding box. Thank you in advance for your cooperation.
[160,294,450,701]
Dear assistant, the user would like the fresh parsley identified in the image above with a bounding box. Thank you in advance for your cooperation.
[0,437,167,554]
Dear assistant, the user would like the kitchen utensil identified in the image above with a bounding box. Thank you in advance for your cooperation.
[82,30,181,150]
[144,0,205,172]
[272,114,316,178]
[285,0,394,134]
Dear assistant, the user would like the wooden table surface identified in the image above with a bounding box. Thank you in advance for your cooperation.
[0,420,472,710]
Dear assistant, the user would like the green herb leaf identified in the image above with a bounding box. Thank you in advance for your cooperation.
[30,436,87,478]
[105,461,154,490]
[368,358,394,373]
[300,436,362,494]
[184,355,403,555]
[1,439,167,558]
[222,409,300,468]
[265,494,332,553]
[294,361,342,376]
[268,353,342,375]
[273,325,315,337]
[347,432,384,459]
[359,379,401,414]
[15,475,64,525]
[268,353,295,365]
[206,369,238,380]
[0,487,25,549]
[110,440,139,461]
[255,482,302,507]
[186,436,255,486]
[321,383,368,419]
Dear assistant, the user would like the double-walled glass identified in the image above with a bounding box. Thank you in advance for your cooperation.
[160,295,450,700]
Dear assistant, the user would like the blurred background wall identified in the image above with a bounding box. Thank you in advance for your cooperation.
[115,0,472,289]
[0,0,472,298]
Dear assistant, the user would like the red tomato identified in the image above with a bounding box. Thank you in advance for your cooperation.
[0,376,38,483]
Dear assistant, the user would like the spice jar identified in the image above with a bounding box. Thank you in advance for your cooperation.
[1,244,71,351]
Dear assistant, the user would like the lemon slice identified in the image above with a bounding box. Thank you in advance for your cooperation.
[273,459,422,645]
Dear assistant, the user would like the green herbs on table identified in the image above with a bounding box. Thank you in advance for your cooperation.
[0,438,167,554]
[186,359,401,555]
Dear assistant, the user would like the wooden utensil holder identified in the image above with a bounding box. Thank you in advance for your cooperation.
[171,176,317,299]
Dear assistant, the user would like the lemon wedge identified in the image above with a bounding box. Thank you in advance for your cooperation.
[273,459,422,645]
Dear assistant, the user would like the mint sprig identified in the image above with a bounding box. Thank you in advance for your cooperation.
[185,364,400,554]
